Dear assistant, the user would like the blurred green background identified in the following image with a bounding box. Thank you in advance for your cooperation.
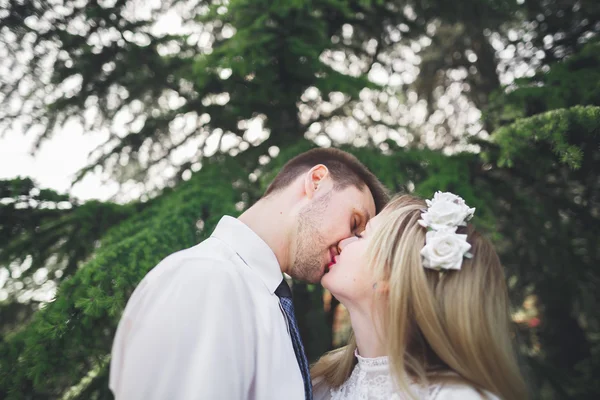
[0,0,599,398]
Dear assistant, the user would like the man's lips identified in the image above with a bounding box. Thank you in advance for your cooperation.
[329,248,338,263]
[329,247,337,262]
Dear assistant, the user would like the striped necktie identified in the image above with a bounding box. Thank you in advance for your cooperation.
[275,280,313,400]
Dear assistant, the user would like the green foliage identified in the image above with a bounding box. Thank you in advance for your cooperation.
[481,40,600,397]
[494,105,599,169]
[486,39,600,125]
[0,178,140,334]
[0,157,248,399]
[515,0,600,65]
[0,0,523,183]
[1,1,600,399]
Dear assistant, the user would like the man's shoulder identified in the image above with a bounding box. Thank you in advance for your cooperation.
[157,237,238,271]
[120,237,257,322]
[174,235,237,261]
[138,238,243,291]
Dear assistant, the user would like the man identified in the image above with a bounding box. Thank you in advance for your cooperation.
[109,148,388,400]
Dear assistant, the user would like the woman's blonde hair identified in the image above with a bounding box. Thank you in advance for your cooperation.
[311,195,528,399]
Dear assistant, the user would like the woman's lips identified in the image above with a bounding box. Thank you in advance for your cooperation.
[326,255,339,272]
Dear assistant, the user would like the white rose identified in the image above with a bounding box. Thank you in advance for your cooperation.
[420,229,472,271]
[418,191,475,230]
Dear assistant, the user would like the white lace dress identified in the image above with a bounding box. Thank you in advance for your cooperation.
[312,352,499,400]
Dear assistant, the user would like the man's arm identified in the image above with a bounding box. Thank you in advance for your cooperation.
[109,259,256,400]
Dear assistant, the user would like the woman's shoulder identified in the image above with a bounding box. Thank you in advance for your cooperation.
[432,382,500,400]
[312,377,332,400]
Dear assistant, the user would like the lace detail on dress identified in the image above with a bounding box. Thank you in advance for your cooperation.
[354,349,389,369]
[329,351,437,400]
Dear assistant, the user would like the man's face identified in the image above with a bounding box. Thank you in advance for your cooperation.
[289,184,376,283]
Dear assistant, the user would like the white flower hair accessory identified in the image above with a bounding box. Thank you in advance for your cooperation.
[419,191,475,231]
[419,192,475,271]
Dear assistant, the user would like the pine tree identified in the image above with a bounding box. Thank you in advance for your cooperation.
[1,1,599,399]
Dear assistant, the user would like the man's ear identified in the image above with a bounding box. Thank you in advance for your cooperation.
[304,164,329,199]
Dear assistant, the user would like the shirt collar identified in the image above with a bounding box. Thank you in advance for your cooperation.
[210,215,283,294]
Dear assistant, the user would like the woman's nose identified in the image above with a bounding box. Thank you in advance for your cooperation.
[338,236,359,252]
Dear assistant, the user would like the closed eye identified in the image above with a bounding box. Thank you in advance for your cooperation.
[353,221,364,238]
[354,219,370,239]
[352,219,362,238]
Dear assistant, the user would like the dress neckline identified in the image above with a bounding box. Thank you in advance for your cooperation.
[354,349,389,370]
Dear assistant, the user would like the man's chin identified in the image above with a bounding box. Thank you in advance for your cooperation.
[288,264,324,284]
[305,271,324,285]
[316,264,332,283]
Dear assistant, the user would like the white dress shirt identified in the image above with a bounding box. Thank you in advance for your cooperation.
[109,216,305,400]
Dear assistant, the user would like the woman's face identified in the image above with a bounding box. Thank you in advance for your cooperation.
[321,213,385,305]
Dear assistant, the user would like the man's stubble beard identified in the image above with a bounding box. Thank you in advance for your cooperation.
[291,191,331,283]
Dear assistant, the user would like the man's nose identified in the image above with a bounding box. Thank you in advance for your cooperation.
[338,236,359,252]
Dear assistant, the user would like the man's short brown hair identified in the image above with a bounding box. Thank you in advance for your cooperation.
[264,148,389,213]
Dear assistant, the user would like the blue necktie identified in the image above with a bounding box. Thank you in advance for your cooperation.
[275,280,313,400]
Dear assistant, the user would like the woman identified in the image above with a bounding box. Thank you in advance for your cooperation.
[312,193,528,399]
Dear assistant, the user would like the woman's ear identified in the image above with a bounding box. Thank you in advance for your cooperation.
[304,164,329,199]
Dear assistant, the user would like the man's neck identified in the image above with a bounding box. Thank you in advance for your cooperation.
[238,198,290,274]
[346,303,387,359]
